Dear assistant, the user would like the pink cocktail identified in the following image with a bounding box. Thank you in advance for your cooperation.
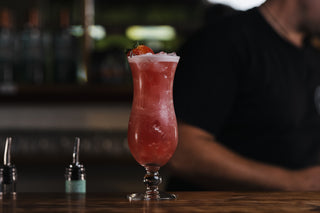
[127,52,179,201]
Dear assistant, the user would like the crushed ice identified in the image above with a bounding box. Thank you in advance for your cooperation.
[128,52,177,58]
[155,51,177,56]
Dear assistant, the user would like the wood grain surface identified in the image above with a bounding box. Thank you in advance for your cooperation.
[1,191,320,212]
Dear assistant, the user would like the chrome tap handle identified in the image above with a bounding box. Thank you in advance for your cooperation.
[73,137,80,165]
[4,137,12,166]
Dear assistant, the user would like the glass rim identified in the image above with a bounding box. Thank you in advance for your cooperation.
[127,54,180,63]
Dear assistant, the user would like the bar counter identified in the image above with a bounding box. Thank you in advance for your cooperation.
[2,191,320,212]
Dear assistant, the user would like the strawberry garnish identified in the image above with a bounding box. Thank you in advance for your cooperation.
[127,45,154,57]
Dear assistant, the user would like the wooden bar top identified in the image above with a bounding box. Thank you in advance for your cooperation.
[2,191,320,212]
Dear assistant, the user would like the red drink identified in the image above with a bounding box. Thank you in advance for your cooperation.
[128,54,179,167]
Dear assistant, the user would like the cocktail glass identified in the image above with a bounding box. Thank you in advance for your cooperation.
[127,53,180,201]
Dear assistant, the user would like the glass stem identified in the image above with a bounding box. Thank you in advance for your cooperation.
[143,165,162,200]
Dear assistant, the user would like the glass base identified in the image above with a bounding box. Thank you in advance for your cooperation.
[127,191,177,201]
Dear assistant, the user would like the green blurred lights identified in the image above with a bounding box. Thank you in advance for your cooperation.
[70,25,106,40]
[69,25,177,42]
[126,25,176,41]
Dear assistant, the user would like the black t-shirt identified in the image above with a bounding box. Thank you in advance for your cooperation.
[173,8,320,170]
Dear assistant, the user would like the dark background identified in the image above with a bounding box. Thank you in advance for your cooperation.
[0,0,233,193]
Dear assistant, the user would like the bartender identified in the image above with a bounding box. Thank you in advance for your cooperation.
[169,0,320,191]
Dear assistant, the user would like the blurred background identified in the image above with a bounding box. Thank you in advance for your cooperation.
[0,0,265,193]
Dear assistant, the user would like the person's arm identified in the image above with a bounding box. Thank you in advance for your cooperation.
[169,122,320,191]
